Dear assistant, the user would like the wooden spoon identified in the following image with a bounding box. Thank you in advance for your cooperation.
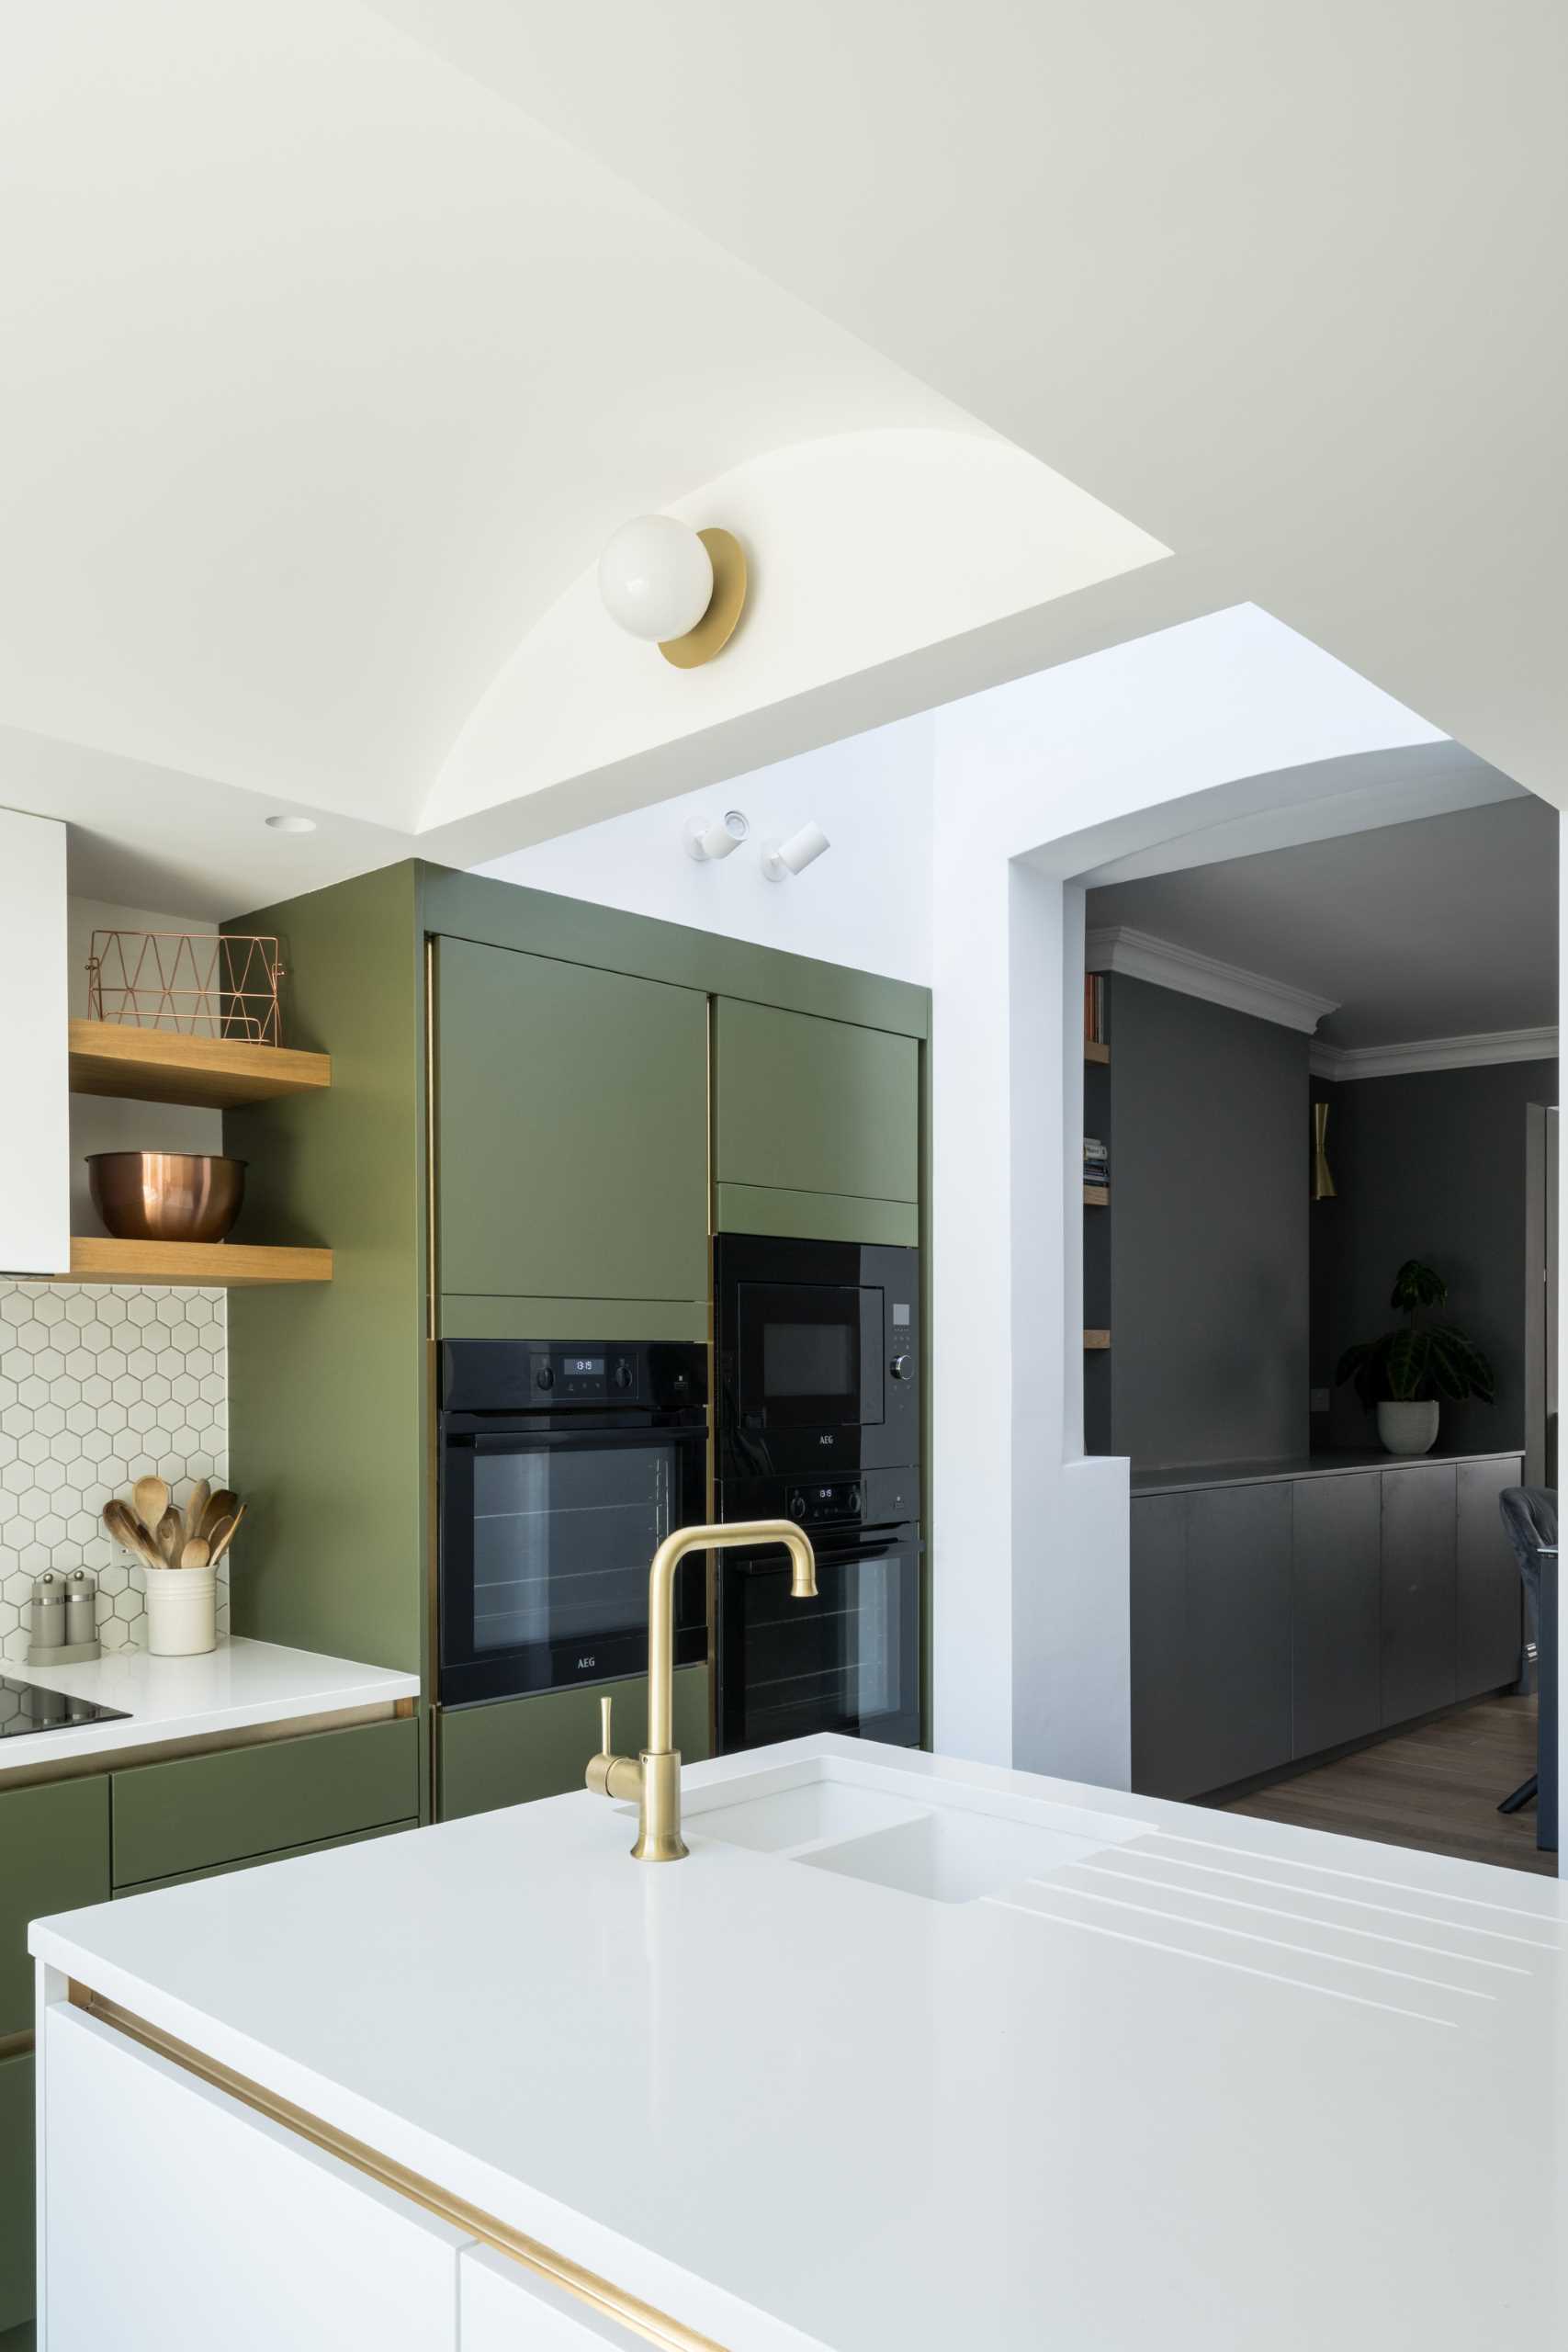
[180,1536,210,1569]
[186,1478,211,1536]
[207,1503,246,1566]
[133,1474,170,1530]
[103,1498,160,1567]
[155,1506,185,1566]
[199,1489,238,1544]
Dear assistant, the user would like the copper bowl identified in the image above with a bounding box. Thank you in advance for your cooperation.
[87,1152,247,1243]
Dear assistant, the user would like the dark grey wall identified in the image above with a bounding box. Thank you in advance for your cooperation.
[1315,1059,1558,1455]
[1109,975,1309,1468]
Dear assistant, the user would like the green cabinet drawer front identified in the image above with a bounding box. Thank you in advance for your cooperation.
[111,1717,418,1889]
[0,2049,33,2334]
[714,1000,919,1204]
[112,1818,418,1897]
[0,1776,109,2038]
[438,1667,711,1822]
[436,939,708,1304]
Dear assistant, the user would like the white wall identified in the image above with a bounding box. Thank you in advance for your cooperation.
[926,605,1449,1776]
[0,806,68,1272]
[479,712,935,985]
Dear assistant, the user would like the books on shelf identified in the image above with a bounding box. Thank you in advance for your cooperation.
[1083,971,1107,1047]
[1083,1134,1111,1193]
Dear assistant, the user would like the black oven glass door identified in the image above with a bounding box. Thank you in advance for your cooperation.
[717,1528,919,1751]
[735,1281,885,1431]
[441,1425,707,1704]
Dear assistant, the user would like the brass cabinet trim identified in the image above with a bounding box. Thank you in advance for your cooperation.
[68,1985,730,2352]
[0,1700,412,1793]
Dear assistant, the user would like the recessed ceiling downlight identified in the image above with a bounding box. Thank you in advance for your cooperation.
[265,814,317,834]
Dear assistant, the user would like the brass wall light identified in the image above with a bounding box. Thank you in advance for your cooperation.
[1312,1099,1337,1200]
[598,514,748,667]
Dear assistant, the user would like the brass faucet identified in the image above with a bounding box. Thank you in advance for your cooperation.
[587,1520,817,1860]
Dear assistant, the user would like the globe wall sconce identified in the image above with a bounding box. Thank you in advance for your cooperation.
[599,515,748,667]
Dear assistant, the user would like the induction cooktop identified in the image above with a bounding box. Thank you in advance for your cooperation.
[0,1675,130,1739]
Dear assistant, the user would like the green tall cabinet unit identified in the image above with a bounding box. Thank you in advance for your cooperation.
[435,940,708,1340]
[712,997,919,1245]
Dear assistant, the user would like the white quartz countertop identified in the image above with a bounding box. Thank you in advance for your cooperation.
[2,1634,418,1773]
[30,1736,1568,2351]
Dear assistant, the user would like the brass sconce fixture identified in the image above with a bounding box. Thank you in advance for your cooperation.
[1312,1100,1336,1201]
[599,515,748,667]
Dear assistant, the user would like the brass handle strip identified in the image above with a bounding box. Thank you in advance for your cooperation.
[70,1984,731,2352]
[0,2026,34,2063]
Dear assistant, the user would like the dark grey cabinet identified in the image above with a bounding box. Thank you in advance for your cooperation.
[1185,1485,1292,1792]
[1129,1486,1291,1800]
[1381,1464,1458,1725]
[1292,1473,1381,1758]
[1456,1459,1525,1698]
[1131,1453,1523,1800]
[1129,1497,1190,1798]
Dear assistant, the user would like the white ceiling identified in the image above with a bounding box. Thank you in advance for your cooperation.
[1088,790,1559,1048]
[1,3,1563,912]
[372,1,1568,805]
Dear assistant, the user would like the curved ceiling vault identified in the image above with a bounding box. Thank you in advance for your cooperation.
[0,0,1166,910]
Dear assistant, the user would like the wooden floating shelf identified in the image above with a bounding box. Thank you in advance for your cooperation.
[1083,1184,1110,1208]
[44,1238,333,1289]
[68,1020,332,1110]
[1083,1329,1111,1351]
[1084,1040,1110,1066]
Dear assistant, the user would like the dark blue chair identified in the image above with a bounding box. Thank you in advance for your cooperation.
[1498,1486,1557,1850]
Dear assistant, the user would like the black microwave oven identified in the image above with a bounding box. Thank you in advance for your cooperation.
[714,1233,919,1499]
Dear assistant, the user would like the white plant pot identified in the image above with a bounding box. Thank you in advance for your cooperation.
[1377,1400,1440,1457]
[142,1563,217,1657]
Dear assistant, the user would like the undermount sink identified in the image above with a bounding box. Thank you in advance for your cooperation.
[691,1768,1143,1903]
[799,1805,1125,1904]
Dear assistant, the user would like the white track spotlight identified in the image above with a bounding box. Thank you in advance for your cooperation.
[761,821,830,882]
[682,810,750,863]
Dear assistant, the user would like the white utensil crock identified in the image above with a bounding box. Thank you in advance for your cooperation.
[143,1562,217,1656]
[1377,1400,1440,1457]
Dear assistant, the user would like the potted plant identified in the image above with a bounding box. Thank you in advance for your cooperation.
[1335,1259,1495,1456]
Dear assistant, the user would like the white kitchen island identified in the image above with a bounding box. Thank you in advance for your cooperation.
[28,1735,1566,2350]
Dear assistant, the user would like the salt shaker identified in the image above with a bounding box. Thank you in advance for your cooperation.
[29,1571,65,1653]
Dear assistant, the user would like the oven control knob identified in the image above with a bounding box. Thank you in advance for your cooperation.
[536,1366,555,1391]
[787,1490,808,1521]
[848,1485,863,1517]
[613,1361,633,1392]
[889,1353,913,1381]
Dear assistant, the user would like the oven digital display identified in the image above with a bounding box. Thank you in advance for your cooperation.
[564,1356,604,1376]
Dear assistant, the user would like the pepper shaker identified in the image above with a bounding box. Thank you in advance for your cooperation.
[64,1567,97,1648]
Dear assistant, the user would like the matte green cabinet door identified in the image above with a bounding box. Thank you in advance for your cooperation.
[436,939,708,1306]
[438,1667,711,1821]
[0,1775,110,2037]
[0,2048,34,2334]
[714,999,919,1207]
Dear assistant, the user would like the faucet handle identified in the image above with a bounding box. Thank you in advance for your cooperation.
[600,1693,614,1758]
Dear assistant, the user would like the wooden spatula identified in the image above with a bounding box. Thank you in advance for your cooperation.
[180,1536,210,1569]
[186,1478,211,1538]
[103,1498,160,1567]
[155,1506,185,1566]
[206,1503,246,1566]
[199,1489,238,1544]
[133,1474,170,1530]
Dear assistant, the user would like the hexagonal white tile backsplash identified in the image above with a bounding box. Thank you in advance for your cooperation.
[0,1283,228,1661]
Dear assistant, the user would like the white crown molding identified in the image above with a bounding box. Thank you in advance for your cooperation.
[1085,923,1338,1035]
[1310,1025,1560,1081]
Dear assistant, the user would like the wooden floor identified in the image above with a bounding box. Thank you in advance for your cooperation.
[1212,1693,1558,1876]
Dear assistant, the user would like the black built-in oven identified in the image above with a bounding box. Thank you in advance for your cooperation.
[714,1236,921,1750]
[438,1339,708,1708]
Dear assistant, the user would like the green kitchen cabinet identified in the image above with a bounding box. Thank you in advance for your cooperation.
[111,1717,419,1891]
[0,1776,110,2038]
[0,2048,34,2335]
[713,998,919,1231]
[112,1818,418,1897]
[435,938,708,1311]
[438,1667,711,1822]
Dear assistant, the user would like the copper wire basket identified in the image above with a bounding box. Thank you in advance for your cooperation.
[85,933,285,1046]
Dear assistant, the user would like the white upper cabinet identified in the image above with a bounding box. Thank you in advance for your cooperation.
[0,807,67,1274]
